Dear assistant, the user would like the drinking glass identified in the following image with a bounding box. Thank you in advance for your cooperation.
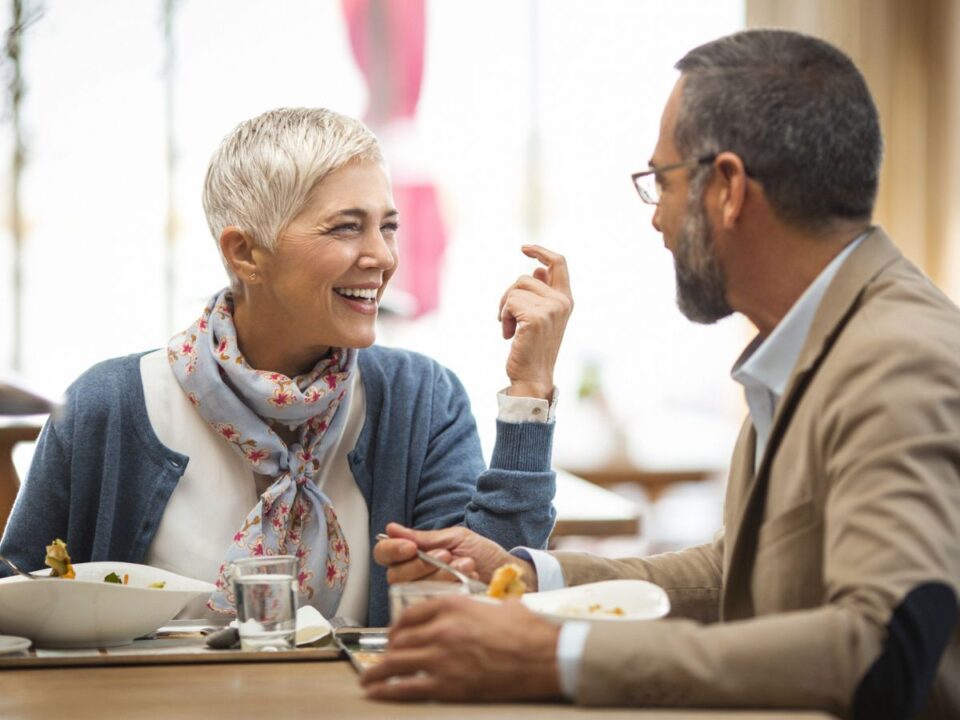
[388,581,469,624]
[230,555,298,651]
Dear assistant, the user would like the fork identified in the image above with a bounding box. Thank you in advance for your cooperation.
[0,553,38,580]
[375,533,487,594]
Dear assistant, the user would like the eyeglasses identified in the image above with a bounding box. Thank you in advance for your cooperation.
[631,154,717,205]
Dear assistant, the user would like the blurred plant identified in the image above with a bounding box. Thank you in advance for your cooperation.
[3,0,44,372]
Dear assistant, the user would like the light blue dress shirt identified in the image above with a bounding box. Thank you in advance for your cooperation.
[518,232,866,700]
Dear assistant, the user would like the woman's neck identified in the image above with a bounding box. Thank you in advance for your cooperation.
[232,295,330,377]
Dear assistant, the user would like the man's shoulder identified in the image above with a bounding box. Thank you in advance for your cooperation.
[852,257,960,358]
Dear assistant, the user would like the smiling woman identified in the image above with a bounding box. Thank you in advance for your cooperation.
[0,107,574,627]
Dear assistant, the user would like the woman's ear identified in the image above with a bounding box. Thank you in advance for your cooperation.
[713,151,748,229]
[219,226,261,284]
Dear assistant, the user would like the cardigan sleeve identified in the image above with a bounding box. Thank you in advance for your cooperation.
[0,410,74,575]
[410,364,556,551]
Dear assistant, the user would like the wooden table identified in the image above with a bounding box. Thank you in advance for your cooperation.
[0,659,836,719]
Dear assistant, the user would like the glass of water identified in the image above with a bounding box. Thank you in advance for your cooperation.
[230,555,298,651]
[389,581,469,624]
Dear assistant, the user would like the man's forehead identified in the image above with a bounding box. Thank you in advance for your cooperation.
[651,76,685,166]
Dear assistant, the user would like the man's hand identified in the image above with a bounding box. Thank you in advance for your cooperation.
[373,523,538,591]
[500,245,573,400]
[362,595,562,702]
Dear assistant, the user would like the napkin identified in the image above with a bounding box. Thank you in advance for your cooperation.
[295,605,333,646]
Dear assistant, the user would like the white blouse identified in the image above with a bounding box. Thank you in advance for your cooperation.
[140,349,370,622]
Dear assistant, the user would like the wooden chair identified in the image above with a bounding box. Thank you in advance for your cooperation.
[0,423,42,532]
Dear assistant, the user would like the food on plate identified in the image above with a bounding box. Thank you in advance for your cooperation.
[557,603,626,617]
[42,541,166,589]
[103,571,164,588]
[44,539,75,578]
[487,563,526,599]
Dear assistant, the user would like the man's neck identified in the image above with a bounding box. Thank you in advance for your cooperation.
[730,221,870,337]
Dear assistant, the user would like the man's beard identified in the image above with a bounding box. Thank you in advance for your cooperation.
[673,189,733,324]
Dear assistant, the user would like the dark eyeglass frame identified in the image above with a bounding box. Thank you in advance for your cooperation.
[631,153,717,205]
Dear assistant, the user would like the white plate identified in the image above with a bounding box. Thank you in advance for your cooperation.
[0,562,215,648]
[521,579,670,623]
[0,635,31,654]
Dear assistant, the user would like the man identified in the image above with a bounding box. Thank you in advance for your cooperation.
[364,29,960,718]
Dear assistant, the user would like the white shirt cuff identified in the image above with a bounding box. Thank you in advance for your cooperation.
[496,386,558,423]
[509,547,565,591]
[511,548,585,700]
[557,621,591,700]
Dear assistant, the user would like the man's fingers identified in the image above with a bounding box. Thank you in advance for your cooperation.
[384,522,467,552]
[372,537,418,566]
[364,673,442,702]
[361,646,439,686]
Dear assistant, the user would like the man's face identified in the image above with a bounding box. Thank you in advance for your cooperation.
[652,78,733,324]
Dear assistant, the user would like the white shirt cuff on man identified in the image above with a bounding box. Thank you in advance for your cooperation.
[510,547,588,700]
[496,387,558,423]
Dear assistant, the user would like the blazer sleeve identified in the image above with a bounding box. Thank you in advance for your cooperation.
[410,364,556,551]
[554,531,724,624]
[568,340,960,718]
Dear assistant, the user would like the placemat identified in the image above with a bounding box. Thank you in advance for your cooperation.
[0,633,342,669]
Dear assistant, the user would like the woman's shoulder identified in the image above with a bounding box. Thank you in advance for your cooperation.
[358,345,464,399]
[65,351,155,416]
[358,345,446,378]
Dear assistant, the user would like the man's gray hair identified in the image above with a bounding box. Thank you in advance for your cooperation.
[674,29,883,230]
[203,107,383,279]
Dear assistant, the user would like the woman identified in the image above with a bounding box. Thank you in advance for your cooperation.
[0,108,572,626]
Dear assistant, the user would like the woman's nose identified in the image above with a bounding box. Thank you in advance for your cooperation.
[359,230,397,271]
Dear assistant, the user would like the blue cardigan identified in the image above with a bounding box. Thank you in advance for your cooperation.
[0,346,556,626]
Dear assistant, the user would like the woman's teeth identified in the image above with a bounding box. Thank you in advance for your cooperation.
[335,287,377,301]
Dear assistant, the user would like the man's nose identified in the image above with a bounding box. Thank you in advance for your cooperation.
[651,203,663,234]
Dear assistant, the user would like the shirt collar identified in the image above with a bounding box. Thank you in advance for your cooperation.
[732,232,867,397]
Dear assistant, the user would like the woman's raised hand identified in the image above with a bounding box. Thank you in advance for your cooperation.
[499,245,573,400]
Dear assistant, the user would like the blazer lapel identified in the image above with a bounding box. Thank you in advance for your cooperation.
[721,227,903,620]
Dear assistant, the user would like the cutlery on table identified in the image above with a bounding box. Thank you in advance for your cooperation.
[374,533,487,594]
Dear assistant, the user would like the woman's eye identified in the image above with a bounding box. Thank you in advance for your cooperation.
[381,222,399,234]
[330,223,361,234]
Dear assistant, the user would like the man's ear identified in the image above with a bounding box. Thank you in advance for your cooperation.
[713,151,748,229]
[219,226,261,284]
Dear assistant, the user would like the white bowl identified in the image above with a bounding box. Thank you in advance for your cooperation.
[0,562,216,648]
[521,579,670,623]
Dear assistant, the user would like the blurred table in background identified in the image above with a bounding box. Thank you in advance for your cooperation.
[552,469,640,538]
[559,462,714,502]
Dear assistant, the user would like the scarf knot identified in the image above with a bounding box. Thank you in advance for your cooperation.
[168,288,353,618]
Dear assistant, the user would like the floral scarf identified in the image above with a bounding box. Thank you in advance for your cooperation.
[167,288,353,618]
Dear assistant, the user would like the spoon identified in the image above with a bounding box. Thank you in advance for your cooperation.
[0,553,38,580]
[375,533,487,594]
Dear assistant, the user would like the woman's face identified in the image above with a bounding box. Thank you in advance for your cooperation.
[250,158,398,354]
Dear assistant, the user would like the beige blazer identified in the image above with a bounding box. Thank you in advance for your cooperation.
[555,228,960,718]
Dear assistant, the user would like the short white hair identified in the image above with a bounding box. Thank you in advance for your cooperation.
[203,107,383,280]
